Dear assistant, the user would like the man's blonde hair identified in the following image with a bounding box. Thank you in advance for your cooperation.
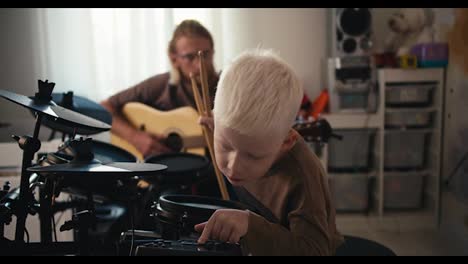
[168,19,214,56]
[213,49,303,138]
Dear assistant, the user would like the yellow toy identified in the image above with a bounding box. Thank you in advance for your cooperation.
[398,54,418,68]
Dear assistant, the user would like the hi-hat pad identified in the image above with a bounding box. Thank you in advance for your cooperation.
[51,91,112,125]
[0,89,111,135]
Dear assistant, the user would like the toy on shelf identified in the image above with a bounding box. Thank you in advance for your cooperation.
[373,52,398,68]
[410,43,449,68]
[384,8,435,57]
[297,90,329,121]
[398,54,418,69]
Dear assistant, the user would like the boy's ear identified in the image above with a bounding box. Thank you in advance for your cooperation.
[280,129,299,153]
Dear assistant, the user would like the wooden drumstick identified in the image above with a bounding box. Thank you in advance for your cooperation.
[198,50,216,167]
[191,73,205,114]
[198,50,212,116]
[190,74,230,201]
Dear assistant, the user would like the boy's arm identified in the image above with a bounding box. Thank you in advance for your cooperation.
[240,154,342,256]
[240,210,334,256]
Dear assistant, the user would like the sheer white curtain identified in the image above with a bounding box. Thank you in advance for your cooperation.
[35,8,225,102]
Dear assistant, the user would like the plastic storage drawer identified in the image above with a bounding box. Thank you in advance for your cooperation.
[385,110,434,128]
[328,129,375,172]
[329,173,371,212]
[384,130,429,170]
[384,171,425,209]
[385,83,435,107]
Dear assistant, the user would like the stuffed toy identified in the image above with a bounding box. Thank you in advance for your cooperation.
[384,8,435,56]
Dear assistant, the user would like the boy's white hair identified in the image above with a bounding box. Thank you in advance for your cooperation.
[213,49,303,138]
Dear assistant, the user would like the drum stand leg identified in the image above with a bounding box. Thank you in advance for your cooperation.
[76,210,92,256]
[0,217,4,238]
[0,185,9,239]
[13,114,43,245]
[133,183,156,230]
[58,190,96,256]
[60,209,94,256]
[39,179,54,243]
[0,203,14,246]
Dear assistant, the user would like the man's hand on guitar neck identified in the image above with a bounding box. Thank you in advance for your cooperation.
[132,130,173,158]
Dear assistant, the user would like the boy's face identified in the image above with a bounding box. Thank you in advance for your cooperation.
[213,121,286,186]
[171,36,216,84]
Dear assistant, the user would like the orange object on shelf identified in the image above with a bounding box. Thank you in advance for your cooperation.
[311,90,329,120]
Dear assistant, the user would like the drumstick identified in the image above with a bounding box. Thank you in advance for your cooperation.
[198,50,212,116]
[191,80,230,201]
[190,74,230,201]
[198,50,216,161]
[192,54,229,200]
[191,75,205,115]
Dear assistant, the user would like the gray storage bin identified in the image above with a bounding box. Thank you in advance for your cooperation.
[328,129,375,172]
[385,110,434,128]
[385,83,434,107]
[384,171,425,209]
[339,92,369,110]
[329,173,370,212]
[384,130,429,170]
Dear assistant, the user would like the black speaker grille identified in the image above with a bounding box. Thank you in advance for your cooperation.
[339,8,371,37]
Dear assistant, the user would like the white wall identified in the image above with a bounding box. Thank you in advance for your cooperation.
[220,8,327,99]
[0,8,54,142]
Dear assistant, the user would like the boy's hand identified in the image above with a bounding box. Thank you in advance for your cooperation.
[198,115,214,132]
[194,209,249,244]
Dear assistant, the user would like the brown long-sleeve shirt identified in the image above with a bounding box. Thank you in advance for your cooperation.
[239,136,344,256]
[107,72,218,112]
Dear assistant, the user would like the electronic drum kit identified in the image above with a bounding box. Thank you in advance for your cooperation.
[0,80,245,256]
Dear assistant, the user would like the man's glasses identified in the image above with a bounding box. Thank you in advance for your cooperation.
[177,49,213,62]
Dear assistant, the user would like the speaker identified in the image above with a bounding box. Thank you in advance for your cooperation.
[326,56,378,113]
[330,8,373,58]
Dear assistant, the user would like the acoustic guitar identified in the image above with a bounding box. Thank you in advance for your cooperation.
[110,102,205,161]
[110,102,340,161]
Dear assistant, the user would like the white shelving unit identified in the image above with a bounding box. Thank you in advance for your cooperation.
[320,68,445,230]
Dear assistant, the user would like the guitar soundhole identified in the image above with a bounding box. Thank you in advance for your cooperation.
[165,133,183,152]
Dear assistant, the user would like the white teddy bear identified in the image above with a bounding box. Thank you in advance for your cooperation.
[384,8,435,56]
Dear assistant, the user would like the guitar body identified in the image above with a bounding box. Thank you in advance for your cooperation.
[110,103,205,161]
